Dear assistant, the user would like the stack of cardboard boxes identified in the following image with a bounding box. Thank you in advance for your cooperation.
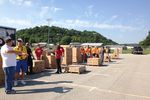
[62,47,72,65]
[111,49,119,59]
[72,47,82,64]
[46,55,57,69]
[42,50,50,68]
[104,54,111,62]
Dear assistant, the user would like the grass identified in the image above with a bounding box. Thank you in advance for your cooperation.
[143,48,150,55]
[122,49,132,54]
[122,48,150,54]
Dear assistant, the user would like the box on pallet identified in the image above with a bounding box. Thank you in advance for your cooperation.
[87,58,102,66]
[33,60,45,73]
[65,65,86,74]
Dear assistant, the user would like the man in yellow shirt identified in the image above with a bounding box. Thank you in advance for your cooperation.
[13,38,28,86]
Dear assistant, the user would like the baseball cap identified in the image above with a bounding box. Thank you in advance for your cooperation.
[17,38,23,42]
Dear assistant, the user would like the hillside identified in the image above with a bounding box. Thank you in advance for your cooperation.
[140,31,150,47]
[16,26,117,45]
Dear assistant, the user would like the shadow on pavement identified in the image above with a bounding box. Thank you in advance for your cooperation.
[25,69,53,79]
[16,86,73,94]
[15,80,73,87]
[100,64,108,67]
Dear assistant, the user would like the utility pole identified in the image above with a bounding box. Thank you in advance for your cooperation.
[46,18,52,48]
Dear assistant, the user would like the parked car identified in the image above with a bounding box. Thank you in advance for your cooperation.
[132,46,143,54]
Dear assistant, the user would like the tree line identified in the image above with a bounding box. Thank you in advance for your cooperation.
[16,26,117,45]
[140,31,150,48]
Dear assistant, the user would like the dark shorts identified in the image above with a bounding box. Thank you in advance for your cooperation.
[15,59,28,72]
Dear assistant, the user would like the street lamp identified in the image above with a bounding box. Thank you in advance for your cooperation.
[46,18,52,48]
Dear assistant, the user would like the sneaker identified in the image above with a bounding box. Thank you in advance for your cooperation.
[6,90,16,94]
[14,81,18,86]
[55,72,59,74]
[21,80,26,85]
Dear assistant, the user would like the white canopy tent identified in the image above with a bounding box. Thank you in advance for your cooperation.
[81,43,103,47]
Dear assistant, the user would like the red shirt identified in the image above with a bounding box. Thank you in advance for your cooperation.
[55,49,62,59]
[60,47,64,54]
[35,47,43,58]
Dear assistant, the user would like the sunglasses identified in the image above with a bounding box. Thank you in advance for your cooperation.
[17,40,22,42]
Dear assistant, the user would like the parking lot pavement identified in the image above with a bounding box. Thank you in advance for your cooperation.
[1,54,150,100]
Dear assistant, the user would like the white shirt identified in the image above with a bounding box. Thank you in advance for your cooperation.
[0,44,16,68]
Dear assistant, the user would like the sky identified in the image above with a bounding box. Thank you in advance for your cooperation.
[0,0,150,44]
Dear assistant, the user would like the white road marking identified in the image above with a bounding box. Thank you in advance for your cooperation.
[60,83,150,99]
[89,73,110,77]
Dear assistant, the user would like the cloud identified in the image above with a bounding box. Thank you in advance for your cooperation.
[84,5,100,19]
[40,6,50,18]
[39,6,63,18]
[52,19,137,31]
[51,7,63,12]
[0,0,4,5]
[24,0,32,6]
[9,0,32,6]
[85,5,94,17]
[103,15,119,24]
[0,17,32,28]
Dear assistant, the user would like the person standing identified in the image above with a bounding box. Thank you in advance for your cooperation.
[55,45,62,74]
[35,44,43,60]
[25,42,34,74]
[13,38,28,86]
[100,47,105,65]
[59,45,64,63]
[1,37,21,94]
[85,46,91,58]
[80,47,86,63]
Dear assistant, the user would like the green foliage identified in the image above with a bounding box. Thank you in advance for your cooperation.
[60,36,72,44]
[16,25,117,45]
[140,31,150,48]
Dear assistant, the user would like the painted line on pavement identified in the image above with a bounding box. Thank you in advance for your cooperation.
[61,83,150,99]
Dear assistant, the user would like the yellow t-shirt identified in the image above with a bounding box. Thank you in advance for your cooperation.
[14,46,27,60]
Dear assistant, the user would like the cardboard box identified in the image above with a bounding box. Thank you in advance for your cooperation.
[62,47,72,65]
[46,55,57,69]
[87,58,102,66]
[111,49,119,59]
[42,50,50,68]
[33,60,45,73]
[66,65,86,74]
[104,55,111,62]
[72,47,82,63]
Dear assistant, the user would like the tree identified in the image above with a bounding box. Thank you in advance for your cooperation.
[16,25,117,45]
[60,36,72,45]
[140,31,150,48]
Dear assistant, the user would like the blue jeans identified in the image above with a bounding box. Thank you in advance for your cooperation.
[3,66,15,92]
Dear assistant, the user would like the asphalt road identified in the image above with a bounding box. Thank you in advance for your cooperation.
[1,54,150,100]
